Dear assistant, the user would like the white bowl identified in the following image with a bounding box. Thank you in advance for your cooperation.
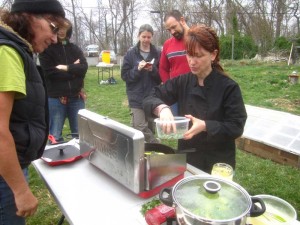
[154,117,190,139]
[248,194,297,225]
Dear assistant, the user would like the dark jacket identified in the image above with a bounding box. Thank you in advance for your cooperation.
[121,43,161,108]
[39,30,88,98]
[143,70,247,170]
[0,26,49,168]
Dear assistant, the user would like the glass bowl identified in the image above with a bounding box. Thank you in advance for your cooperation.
[248,194,297,225]
[154,117,190,139]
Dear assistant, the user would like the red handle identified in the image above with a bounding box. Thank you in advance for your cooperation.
[48,135,57,144]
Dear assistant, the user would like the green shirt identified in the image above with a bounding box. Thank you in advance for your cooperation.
[0,45,25,99]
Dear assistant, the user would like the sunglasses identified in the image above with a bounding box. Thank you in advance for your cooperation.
[48,21,59,34]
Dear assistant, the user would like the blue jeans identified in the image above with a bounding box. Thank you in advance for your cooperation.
[48,97,85,142]
[0,168,28,225]
[170,102,178,116]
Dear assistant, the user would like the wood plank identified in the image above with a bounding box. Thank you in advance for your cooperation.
[236,137,300,168]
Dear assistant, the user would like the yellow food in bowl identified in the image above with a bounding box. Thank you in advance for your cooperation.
[248,194,296,225]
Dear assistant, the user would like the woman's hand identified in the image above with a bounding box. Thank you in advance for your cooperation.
[56,65,68,71]
[138,60,146,71]
[15,188,38,217]
[159,107,176,134]
[183,115,206,140]
[138,60,153,71]
[74,59,80,64]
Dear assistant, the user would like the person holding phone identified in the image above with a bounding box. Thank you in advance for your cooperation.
[121,24,161,143]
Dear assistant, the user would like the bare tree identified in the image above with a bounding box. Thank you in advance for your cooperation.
[0,0,13,9]
[289,0,300,35]
[121,0,139,54]
[3,0,293,56]
[188,0,225,31]
[274,0,285,38]
[149,0,190,45]
[106,0,139,53]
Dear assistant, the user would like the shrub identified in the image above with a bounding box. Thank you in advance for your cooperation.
[220,35,258,60]
[273,36,292,50]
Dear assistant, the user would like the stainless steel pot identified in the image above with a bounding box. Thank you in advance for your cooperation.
[159,175,266,225]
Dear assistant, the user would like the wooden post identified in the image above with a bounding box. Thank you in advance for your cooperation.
[288,43,294,66]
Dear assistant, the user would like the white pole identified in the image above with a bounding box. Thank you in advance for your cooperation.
[288,43,294,66]
[119,58,122,70]
[231,35,234,60]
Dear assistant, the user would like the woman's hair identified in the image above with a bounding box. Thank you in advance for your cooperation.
[138,24,153,36]
[185,24,226,74]
[0,9,66,45]
[63,18,72,39]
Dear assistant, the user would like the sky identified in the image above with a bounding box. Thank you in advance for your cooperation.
[77,0,153,28]
[0,0,152,28]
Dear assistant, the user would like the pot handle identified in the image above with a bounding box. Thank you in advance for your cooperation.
[250,197,266,217]
[159,187,174,207]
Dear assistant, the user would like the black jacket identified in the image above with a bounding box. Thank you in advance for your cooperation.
[0,25,49,168]
[121,42,161,108]
[143,70,247,170]
[39,39,88,98]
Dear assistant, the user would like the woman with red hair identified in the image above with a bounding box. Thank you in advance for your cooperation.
[143,24,247,173]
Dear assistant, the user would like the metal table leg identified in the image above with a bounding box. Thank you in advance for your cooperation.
[57,214,65,225]
[97,68,100,84]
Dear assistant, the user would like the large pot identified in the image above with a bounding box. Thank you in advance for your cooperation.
[159,175,266,225]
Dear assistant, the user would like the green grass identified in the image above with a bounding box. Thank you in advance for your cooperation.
[224,60,300,115]
[27,62,300,224]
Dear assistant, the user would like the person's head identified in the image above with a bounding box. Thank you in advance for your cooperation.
[0,0,66,53]
[138,24,154,49]
[185,24,224,77]
[57,18,72,42]
[163,10,188,40]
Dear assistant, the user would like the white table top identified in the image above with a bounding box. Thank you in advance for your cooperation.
[34,158,148,225]
[96,62,114,68]
[33,154,207,225]
[33,148,299,225]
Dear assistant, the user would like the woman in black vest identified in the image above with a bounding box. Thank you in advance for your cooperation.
[0,0,66,224]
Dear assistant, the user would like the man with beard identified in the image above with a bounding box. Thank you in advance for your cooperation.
[159,10,190,115]
[159,10,190,83]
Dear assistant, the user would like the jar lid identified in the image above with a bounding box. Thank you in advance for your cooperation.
[173,176,251,221]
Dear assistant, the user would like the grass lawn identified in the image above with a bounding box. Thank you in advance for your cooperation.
[27,61,300,224]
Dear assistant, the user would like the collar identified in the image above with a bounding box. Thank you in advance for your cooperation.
[203,69,217,88]
[0,20,33,53]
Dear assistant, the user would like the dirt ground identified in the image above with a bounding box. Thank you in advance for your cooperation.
[267,98,300,113]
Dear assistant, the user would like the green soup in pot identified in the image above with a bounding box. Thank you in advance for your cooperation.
[174,178,250,220]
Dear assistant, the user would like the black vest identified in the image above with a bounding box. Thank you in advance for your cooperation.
[0,27,49,168]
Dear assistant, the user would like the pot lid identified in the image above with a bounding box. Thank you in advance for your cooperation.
[173,175,252,221]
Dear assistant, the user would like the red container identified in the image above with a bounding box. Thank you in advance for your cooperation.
[145,204,175,225]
